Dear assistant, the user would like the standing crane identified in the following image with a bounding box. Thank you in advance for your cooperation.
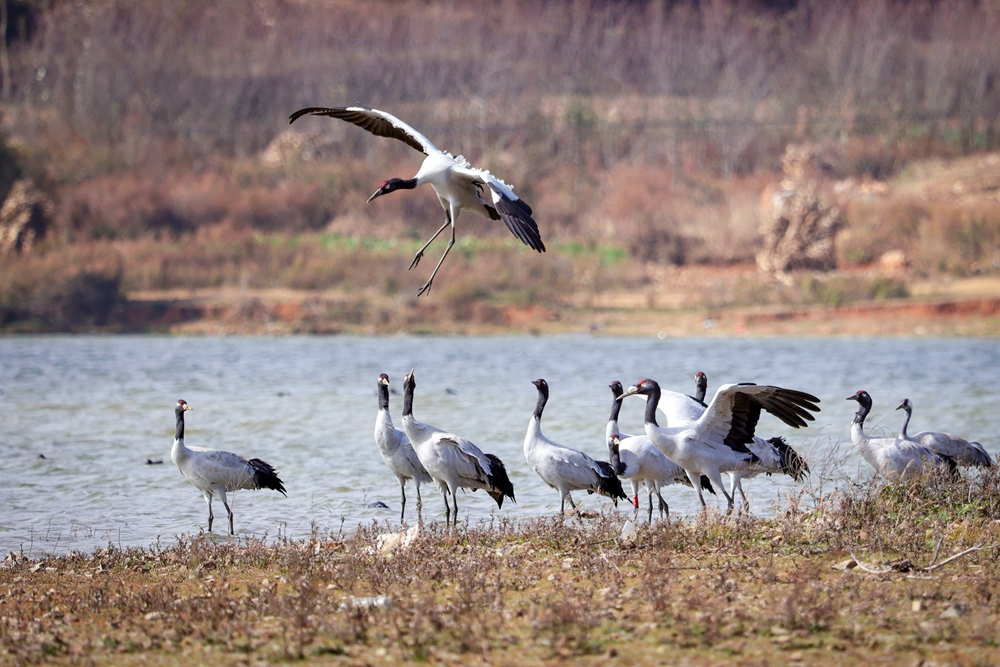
[170,400,286,535]
[846,391,954,480]
[619,379,820,513]
[896,398,992,467]
[401,370,514,526]
[524,379,625,515]
[375,373,432,522]
[289,105,545,296]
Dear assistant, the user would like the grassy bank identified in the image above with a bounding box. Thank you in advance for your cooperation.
[4,471,1000,665]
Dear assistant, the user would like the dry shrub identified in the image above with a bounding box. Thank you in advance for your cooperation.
[0,243,125,329]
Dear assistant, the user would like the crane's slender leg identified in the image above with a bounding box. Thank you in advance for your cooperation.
[204,493,214,533]
[409,220,450,270]
[415,212,457,297]
[416,483,423,524]
[688,470,707,511]
[223,500,234,536]
[399,479,407,523]
[656,488,669,518]
[647,486,655,524]
[442,491,450,527]
[451,492,459,529]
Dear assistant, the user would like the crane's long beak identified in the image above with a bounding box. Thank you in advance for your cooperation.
[618,386,641,400]
[894,401,906,410]
[366,186,387,203]
[845,395,857,401]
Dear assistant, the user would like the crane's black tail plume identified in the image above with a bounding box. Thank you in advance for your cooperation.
[700,475,717,495]
[248,458,287,496]
[484,454,515,508]
[768,436,810,482]
[594,461,628,504]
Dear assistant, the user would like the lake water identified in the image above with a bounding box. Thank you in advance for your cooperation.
[1,335,998,555]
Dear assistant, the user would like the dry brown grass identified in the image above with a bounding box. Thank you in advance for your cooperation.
[4,471,1000,666]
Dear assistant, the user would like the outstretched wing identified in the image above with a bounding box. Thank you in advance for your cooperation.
[289,105,438,156]
[450,165,545,252]
[696,383,820,453]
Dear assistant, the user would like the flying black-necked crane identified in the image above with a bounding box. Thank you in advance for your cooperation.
[846,391,955,480]
[401,370,514,526]
[691,373,810,511]
[524,379,625,515]
[288,105,545,296]
[619,379,820,513]
[607,380,714,521]
[375,373,432,522]
[170,400,286,535]
[896,397,991,467]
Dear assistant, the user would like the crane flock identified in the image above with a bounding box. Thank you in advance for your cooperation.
[161,105,992,534]
[167,371,992,534]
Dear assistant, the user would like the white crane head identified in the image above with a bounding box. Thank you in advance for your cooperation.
[896,398,912,412]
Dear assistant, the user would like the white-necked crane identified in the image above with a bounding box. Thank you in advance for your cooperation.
[846,391,955,480]
[619,379,820,513]
[692,373,810,510]
[524,379,626,515]
[375,373,433,522]
[896,397,991,467]
[170,400,286,535]
[288,105,545,296]
[607,380,714,521]
[401,370,514,526]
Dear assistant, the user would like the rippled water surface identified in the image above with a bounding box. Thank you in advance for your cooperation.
[2,335,998,554]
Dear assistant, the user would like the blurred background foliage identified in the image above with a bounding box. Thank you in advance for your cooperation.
[1,0,999,329]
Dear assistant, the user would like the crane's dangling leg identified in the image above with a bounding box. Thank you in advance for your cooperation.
[409,219,450,270]
[415,210,457,297]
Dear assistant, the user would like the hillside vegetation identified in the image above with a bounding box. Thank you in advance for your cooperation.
[1,0,999,331]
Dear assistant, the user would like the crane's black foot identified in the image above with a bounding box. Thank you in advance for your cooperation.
[408,251,424,270]
[416,280,434,297]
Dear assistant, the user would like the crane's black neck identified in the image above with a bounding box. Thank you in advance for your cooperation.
[533,382,549,421]
[643,383,660,427]
[852,396,872,425]
[694,374,707,404]
[175,406,186,440]
[402,376,415,417]
[608,438,625,475]
[378,380,390,411]
[609,383,623,423]
[899,403,912,437]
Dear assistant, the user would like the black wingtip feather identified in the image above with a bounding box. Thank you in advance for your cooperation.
[484,454,515,507]
[248,458,287,496]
